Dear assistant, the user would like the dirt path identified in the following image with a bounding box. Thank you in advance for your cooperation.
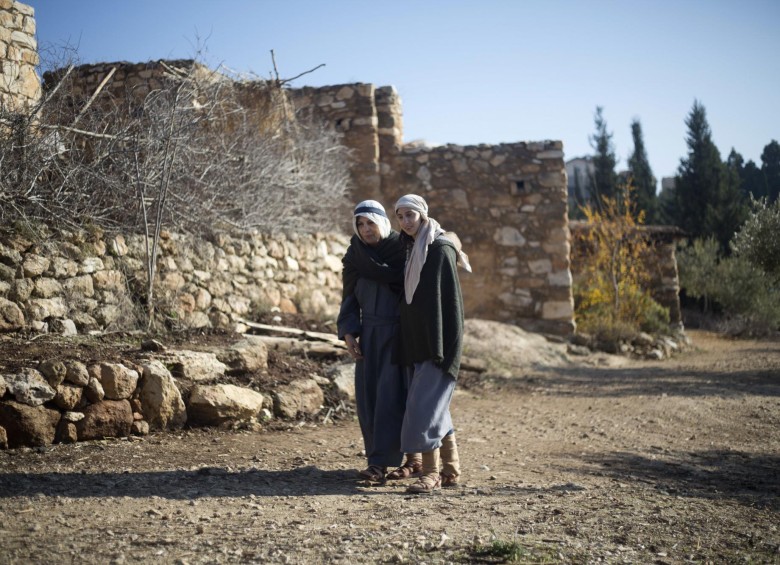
[1,329,779,564]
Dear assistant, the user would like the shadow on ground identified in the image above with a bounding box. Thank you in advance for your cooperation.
[0,466,375,499]
[554,448,780,512]
[486,364,780,399]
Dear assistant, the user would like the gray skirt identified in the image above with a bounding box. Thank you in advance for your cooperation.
[400,360,456,453]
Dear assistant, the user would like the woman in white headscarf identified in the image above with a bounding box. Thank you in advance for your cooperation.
[394,194,471,493]
[337,200,420,482]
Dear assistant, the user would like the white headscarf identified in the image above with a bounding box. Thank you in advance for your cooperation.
[353,199,391,241]
[394,194,472,304]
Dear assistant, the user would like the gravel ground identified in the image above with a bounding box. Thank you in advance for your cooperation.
[1,329,779,564]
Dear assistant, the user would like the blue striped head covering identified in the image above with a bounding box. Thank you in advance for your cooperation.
[353,199,391,240]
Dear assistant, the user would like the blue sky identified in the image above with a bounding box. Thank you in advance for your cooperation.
[27,0,780,188]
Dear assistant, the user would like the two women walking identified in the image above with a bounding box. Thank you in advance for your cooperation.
[337,194,470,494]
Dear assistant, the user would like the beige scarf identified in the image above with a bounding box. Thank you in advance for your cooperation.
[403,218,472,304]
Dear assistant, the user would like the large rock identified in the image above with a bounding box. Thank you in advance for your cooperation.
[54,383,84,410]
[0,262,15,282]
[0,297,24,332]
[84,376,105,403]
[64,360,90,386]
[5,368,56,406]
[0,400,60,447]
[99,363,139,400]
[139,361,186,430]
[216,337,268,372]
[162,350,227,381]
[273,378,324,419]
[76,400,133,440]
[0,375,6,398]
[26,297,67,321]
[38,360,67,387]
[187,384,264,426]
[327,363,356,402]
[22,254,50,277]
[33,277,63,298]
[10,279,34,302]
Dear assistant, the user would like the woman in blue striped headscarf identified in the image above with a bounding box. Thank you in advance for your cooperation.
[337,200,420,482]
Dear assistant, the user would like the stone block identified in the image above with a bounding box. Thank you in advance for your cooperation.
[0,297,24,331]
[541,300,574,320]
[140,360,186,430]
[0,400,60,448]
[187,384,264,426]
[21,254,49,277]
[99,363,139,400]
[76,400,133,440]
[273,378,324,419]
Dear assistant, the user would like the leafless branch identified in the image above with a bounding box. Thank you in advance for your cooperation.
[72,66,116,127]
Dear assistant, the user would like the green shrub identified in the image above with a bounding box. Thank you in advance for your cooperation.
[731,197,780,282]
[677,237,720,312]
[678,237,780,335]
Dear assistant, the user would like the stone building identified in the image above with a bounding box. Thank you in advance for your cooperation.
[0,0,40,112]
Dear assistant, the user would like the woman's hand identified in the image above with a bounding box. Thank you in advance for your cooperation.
[344,334,363,360]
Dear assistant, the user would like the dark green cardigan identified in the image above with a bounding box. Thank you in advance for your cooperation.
[396,236,464,379]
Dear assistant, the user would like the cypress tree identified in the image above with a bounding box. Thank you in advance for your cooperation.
[761,139,780,202]
[588,106,618,203]
[728,149,768,200]
[674,100,745,250]
[627,119,658,222]
[674,101,724,239]
[743,160,769,199]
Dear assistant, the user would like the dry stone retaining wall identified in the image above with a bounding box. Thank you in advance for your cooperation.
[0,337,353,449]
[0,0,40,112]
[0,229,349,334]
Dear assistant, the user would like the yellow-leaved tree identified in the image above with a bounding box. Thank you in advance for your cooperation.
[572,183,669,344]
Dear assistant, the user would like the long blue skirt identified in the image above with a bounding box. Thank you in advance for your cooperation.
[400,360,456,453]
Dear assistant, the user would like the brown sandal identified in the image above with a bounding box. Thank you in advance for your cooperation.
[386,461,423,480]
[357,465,386,482]
[440,472,460,488]
[406,473,441,494]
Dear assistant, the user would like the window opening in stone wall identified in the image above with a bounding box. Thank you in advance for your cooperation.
[510,178,530,196]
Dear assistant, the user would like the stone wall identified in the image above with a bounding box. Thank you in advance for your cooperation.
[0,229,348,334]
[381,141,572,335]
[0,0,40,112]
[43,59,218,109]
[290,83,383,202]
[41,66,575,335]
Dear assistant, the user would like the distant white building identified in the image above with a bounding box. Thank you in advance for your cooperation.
[661,177,676,192]
[565,156,594,207]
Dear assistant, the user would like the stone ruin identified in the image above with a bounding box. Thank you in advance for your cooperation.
[45,62,575,336]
